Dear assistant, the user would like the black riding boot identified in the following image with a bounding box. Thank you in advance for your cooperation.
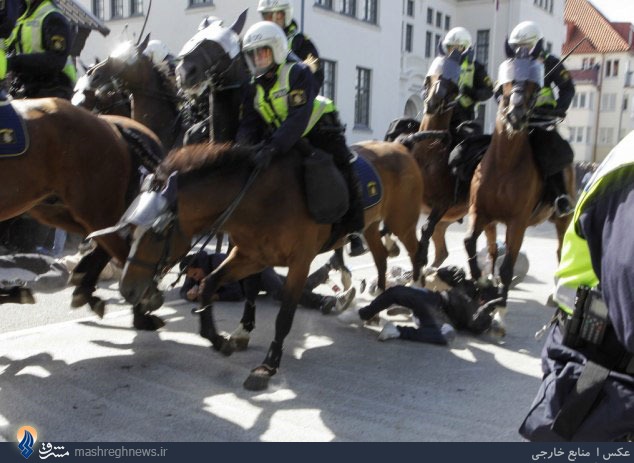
[549,170,573,217]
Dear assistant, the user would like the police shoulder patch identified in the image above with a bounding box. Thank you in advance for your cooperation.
[49,35,66,51]
[560,69,571,81]
[289,89,307,107]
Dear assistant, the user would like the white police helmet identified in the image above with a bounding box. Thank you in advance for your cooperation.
[143,40,171,65]
[257,0,293,28]
[242,21,289,77]
[509,21,543,50]
[442,27,472,52]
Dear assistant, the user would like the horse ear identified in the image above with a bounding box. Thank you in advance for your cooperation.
[230,8,248,35]
[138,33,151,54]
[504,38,515,58]
[160,172,178,205]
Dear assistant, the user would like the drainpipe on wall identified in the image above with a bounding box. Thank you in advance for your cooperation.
[301,0,305,31]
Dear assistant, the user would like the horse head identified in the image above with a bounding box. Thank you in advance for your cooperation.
[87,35,156,93]
[175,9,248,98]
[422,49,462,117]
[497,50,543,133]
[71,70,131,116]
[116,172,190,310]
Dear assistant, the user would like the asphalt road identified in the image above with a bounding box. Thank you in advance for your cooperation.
[0,221,562,442]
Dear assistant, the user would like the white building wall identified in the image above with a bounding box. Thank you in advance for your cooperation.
[76,0,566,143]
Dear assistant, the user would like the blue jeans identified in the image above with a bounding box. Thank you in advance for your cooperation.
[358,286,448,344]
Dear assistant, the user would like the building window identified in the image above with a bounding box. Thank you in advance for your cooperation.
[342,0,356,16]
[315,0,333,8]
[130,0,142,15]
[363,0,377,24]
[435,33,441,51]
[598,127,614,145]
[425,31,432,58]
[534,0,553,13]
[601,93,617,112]
[110,0,123,18]
[189,0,214,6]
[435,11,442,28]
[406,0,414,17]
[426,7,433,25]
[444,15,451,31]
[355,67,371,128]
[476,29,489,70]
[581,57,595,70]
[606,59,619,78]
[568,127,585,144]
[404,24,414,52]
[572,92,589,109]
[92,0,104,19]
[321,59,336,102]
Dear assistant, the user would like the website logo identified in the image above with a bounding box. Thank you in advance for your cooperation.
[16,426,37,459]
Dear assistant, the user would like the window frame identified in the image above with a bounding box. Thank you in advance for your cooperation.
[110,0,124,19]
[320,59,337,102]
[355,67,372,129]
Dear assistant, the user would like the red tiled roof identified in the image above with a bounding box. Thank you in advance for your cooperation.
[563,0,632,54]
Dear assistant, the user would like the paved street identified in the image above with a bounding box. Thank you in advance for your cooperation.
[0,220,562,442]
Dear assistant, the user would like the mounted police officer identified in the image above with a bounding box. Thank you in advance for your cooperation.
[520,130,634,441]
[0,0,21,86]
[5,0,76,100]
[508,21,575,217]
[236,21,364,244]
[438,27,493,137]
[257,0,324,89]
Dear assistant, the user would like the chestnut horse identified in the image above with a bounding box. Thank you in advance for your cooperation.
[408,50,476,269]
[0,97,164,327]
[463,54,574,334]
[118,135,423,390]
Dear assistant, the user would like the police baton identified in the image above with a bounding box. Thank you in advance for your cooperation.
[136,0,152,45]
[544,37,588,81]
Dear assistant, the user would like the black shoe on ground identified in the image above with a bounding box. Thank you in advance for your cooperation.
[554,194,574,217]
[319,296,337,315]
[348,235,368,257]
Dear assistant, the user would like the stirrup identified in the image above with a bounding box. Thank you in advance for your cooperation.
[554,195,573,217]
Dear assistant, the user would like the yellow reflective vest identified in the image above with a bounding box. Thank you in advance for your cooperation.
[6,0,76,84]
[458,59,475,108]
[253,62,335,136]
[553,132,634,314]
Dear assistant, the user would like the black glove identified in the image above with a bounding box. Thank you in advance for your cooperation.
[459,84,474,99]
[251,144,278,169]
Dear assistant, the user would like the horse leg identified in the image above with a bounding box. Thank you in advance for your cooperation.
[416,208,445,270]
[483,223,498,280]
[553,215,572,261]
[328,248,352,291]
[70,246,111,318]
[364,222,389,291]
[199,251,266,355]
[464,214,486,283]
[244,257,311,391]
[230,273,261,351]
[430,221,450,268]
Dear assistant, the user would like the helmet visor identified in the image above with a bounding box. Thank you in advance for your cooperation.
[498,58,544,87]
[245,46,275,77]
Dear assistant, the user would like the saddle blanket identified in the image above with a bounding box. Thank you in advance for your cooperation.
[0,97,28,157]
[351,149,383,209]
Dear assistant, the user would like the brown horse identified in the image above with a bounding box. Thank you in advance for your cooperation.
[71,73,131,117]
[463,55,574,334]
[118,139,422,390]
[408,51,472,269]
[0,97,164,327]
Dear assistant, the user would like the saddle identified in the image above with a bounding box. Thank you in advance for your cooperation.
[448,134,491,202]
[0,93,29,158]
[383,117,420,142]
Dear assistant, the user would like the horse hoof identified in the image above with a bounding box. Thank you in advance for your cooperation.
[20,289,36,304]
[211,334,235,357]
[69,272,85,286]
[387,243,400,258]
[341,270,352,291]
[243,365,276,391]
[71,292,89,308]
[133,313,165,331]
[230,325,251,351]
[88,297,106,318]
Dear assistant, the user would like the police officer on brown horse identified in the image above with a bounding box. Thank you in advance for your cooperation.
[236,21,364,244]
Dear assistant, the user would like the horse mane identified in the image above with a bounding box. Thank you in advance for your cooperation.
[158,143,253,182]
[153,61,179,100]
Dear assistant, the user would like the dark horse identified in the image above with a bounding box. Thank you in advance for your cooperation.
[86,35,186,150]
[0,97,164,327]
[463,52,574,334]
[71,73,131,117]
[408,50,477,269]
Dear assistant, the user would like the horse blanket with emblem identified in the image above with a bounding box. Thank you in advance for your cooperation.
[350,149,383,210]
[0,96,28,157]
